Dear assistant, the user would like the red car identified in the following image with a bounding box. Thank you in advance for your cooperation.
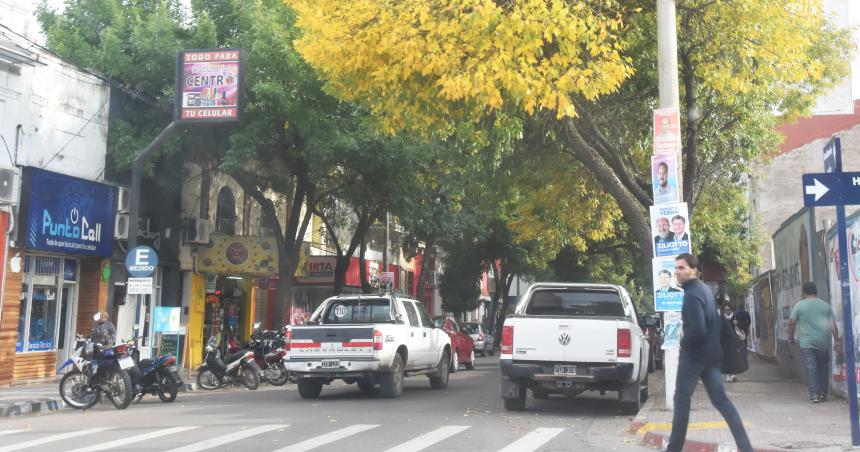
[433,316,476,372]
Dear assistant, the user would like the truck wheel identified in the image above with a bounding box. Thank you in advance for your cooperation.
[648,352,655,373]
[503,384,527,411]
[429,351,450,389]
[465,350,475,370]
[619,380,642,414]
[640,375,649,403]
[297,379,323,399]
[380,354,404,398]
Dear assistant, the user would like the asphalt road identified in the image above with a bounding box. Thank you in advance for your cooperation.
[0,356,649,451]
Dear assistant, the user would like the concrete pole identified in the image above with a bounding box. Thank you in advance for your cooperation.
[657,0,682,411]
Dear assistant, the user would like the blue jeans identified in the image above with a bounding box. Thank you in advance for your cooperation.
[801,347,830,398]
[666,353,753,452]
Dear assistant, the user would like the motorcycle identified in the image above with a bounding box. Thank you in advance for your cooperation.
[196,336,260,390]
[58,331,135,410]
[242,324,289,386]
[126,341,185,403]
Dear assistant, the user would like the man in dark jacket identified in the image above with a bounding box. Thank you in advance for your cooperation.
[666,254,753,452]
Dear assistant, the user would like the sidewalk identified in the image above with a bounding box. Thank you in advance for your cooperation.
[0,368,198,418]
[629,354,853,451]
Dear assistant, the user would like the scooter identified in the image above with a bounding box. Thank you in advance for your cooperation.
[126,342,185,403]
[242,323,289,386]
[58,317,135,410]
[196,336,260,390]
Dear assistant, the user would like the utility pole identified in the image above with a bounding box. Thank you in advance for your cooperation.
[657,0,682,411]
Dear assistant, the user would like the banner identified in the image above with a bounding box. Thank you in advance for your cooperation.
[196,233,278,275]
[653,107,681,154]
[650,203,692,257]
[652,154,681,204]
[827,211,860,394]
[653,257,684,311]
[175,49,243,122]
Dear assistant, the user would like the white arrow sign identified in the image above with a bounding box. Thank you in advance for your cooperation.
[805,178,830,201]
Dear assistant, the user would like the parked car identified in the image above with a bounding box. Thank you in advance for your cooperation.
[639,314,664,372]
[462,322,494,356]
[499,283,649,414]
[432,316,476,371]
[285,294,452,398]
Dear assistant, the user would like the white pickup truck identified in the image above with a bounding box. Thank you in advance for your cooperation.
[499,283,650,413]
[285,294,452,399]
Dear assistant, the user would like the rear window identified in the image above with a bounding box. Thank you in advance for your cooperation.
[525,289,626,317]
[462,324,480,334]
[319,299,392,324]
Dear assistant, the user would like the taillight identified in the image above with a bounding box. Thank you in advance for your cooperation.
[115,344,126,354]
[373,329,384,351]
[617,328,632,358]
[284,329,292,351]
[501,325,514,355]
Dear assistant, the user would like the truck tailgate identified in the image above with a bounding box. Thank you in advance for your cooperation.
[513,317,619,363]
[290,326,375,359]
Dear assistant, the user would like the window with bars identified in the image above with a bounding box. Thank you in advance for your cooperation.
[16,256,77,353]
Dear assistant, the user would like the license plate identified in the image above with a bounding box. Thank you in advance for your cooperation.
[168,365,178,372]
[119,356,135,370]
[321,360,340,369]
[553,364,576,376]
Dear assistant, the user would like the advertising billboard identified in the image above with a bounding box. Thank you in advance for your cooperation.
[19,167,115,257]
[175,49,243,122]
[652,154,681,205]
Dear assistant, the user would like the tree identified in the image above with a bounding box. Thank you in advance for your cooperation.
[285,0,853,279]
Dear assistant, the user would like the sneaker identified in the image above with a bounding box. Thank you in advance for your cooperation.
[729,375,737,383]
[810,395,820,403]
[817,393,828,402]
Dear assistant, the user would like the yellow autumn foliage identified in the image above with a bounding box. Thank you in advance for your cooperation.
[286,0,633,134]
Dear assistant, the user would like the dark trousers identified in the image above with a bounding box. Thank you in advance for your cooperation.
[800,347,830,398]
[666,353,753,452]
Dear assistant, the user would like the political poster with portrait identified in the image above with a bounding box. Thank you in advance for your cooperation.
[652,154,680,205]
[175,49,243,122]
[650,202,692,257]
[653,107,681,154]
[653,257,684,311]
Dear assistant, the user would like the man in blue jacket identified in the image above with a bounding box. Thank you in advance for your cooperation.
[666,253,753,452]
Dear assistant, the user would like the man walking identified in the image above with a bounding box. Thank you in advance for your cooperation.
[666,253,753,452]
[788,282,841,402]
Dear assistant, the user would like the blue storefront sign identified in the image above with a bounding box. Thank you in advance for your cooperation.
[20,167,115,257]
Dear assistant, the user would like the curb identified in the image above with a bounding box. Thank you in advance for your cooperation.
[640,430,785,452]
[1,398,66,418]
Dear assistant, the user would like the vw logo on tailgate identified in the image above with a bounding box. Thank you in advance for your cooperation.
[558,333,571,346]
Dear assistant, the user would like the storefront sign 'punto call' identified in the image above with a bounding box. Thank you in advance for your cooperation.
[19,167,115,257]
[174,49,244,123]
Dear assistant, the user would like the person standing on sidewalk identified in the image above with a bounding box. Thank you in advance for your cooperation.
[666,253,753,452]
[788,282,841,403]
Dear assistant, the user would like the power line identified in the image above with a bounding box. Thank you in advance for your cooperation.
[0,134,15,166]
[40,98,109,170]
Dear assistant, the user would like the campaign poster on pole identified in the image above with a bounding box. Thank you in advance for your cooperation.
[652,154,681,204]
[651,202,692,257]
[175,49,243,122]
[653,107,681,154]
[653,257,684,311]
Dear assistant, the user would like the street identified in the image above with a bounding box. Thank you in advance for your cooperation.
[0,357,647,452]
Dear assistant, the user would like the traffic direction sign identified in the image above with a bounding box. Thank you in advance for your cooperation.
[802,172,860,207]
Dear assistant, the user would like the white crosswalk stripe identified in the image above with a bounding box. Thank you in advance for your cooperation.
[165,424,288,452]
[67,426,200,452]
[0,427,115,452]
[497,427,565,452]
[383,425,471,452]
[0,431,26,438]
[274,424,380,452]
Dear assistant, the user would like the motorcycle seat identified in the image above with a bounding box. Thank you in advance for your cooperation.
[139,359,153,369]
[225,349,248,364]
[264,351,282,361]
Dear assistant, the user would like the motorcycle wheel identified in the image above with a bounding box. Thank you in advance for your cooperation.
[157,372,178,403]
[105,368,133,410]
[242,367,260,390]
[59,370,99,409]
[196,369,221,390]
[267,362,289,386]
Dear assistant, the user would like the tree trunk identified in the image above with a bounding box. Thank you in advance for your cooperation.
[359,235,371,293]
[333,255,350,295]
[493,272,515,348]
[561,118,652,270]
[680,49,699,210]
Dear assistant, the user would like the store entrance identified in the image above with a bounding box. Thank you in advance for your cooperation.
[202,276,248,354]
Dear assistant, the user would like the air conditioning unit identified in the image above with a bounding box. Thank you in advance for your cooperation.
[114,213,129,239]
[185,218,210,244]
[0,167,17,204]
[116,186,130,213]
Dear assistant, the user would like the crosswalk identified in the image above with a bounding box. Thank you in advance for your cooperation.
[0,423,574,452]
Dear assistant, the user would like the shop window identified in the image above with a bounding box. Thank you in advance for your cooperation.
[216,186,236,235]
[16,256,75,353]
